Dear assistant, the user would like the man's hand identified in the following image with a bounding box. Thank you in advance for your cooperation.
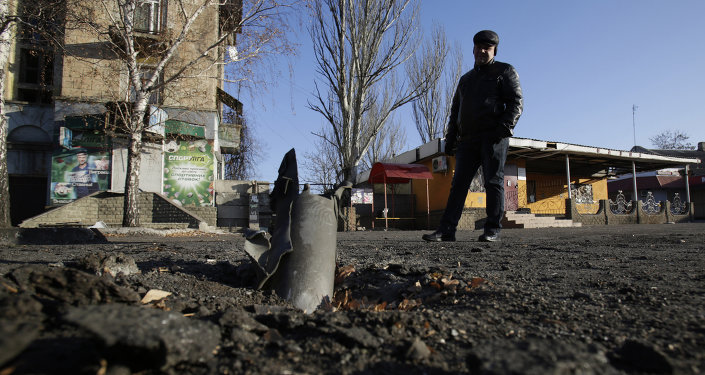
[493,125,513,143]
[444,139,456,156]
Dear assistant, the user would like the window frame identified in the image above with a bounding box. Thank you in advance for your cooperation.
[134,0,166,34]
[16,47,54,104]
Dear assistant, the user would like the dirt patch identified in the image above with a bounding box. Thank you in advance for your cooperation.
[1,223,704,374]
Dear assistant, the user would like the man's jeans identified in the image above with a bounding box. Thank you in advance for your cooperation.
[439,136,509,235]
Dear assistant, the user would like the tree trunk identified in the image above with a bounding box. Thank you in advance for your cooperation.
[0,115,10,228]
[122,114,144,227]
[0,7,12,227]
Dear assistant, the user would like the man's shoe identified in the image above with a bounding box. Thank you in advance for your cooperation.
[422,230,455,242]
[478,233,500,242]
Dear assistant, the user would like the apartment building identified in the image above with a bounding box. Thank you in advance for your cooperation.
[4,0,243,225]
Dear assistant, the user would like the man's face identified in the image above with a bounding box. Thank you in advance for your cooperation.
[77,153,87,166]
[473,43,496,65]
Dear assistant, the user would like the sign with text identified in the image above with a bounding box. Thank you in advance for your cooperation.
[163,140,214,206]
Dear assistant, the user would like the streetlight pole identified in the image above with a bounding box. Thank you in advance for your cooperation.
[632,104,639,147]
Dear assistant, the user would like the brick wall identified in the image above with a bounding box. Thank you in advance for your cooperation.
[567,199,607,226]
[19,192,206,228]
[637,201,667,224]
[665,201,693,224]
[215,181,272,230]
[605,203,639,225]
[185,205,217,227]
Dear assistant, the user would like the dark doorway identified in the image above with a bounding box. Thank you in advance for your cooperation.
[9,176,48,226]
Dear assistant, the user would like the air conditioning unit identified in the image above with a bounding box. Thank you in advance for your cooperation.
[432,156,447,172]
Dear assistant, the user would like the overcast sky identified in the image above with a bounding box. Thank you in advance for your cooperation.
[238,0,705,183]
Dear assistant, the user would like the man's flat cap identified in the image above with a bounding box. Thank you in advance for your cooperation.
[473,30,499,46]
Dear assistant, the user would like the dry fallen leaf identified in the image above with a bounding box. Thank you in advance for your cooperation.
[335,264,356,285]
[96,359,107,375]
[333,289,351,309]
[374,301,387,311]
[1,281,18,294]
[141,289,172,304]
[398,298,421,311]
[470,277,487,288]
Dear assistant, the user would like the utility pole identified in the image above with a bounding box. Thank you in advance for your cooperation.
[632,104,639,147]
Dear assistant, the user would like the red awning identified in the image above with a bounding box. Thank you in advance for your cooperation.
[367,162,433,184]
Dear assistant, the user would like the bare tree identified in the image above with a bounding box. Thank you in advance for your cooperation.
[59,0,296,226]
[407,24,462,143]
[360,110,406,171]
[649,130,695,150]
[308,0,429,183]
[223,112,262,180]
[304,89,409,190]
[302,125,343,194]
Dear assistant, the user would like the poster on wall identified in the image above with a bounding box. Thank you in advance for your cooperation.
[163,139,214,206]
[351,188,373,204]
[50,146,111,204]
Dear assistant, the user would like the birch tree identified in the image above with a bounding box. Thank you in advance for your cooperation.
[1,0,66,227]
[63,0,294,226]
[308,0,429,183]
[407,24,462,143]
[0,1,12,227]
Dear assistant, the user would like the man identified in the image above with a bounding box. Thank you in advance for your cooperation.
[69,148,98,198]
[423,30,523,243]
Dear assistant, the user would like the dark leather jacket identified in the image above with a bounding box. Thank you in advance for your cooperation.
[446,59,523,142]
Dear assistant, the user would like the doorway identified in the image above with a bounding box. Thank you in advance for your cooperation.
[504,164,518,211]
[9,176,48,226]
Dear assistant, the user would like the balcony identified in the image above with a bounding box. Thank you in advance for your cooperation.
[219,122,242,154]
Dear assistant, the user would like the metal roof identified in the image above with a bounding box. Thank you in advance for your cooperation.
[507,138,700,178]
[357,137,701,184]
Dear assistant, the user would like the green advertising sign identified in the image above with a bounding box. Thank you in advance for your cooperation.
[163,139,214,206]
[165,120,206,138]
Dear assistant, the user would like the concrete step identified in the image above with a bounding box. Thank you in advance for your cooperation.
[503,211,582,229]
[142,223,192,230]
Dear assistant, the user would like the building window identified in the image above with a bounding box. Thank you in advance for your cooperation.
[527,180,536,203]
[135,0,164,34]
[220,0,242,34]
[17,48,54,104]
[129,68,163,105]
